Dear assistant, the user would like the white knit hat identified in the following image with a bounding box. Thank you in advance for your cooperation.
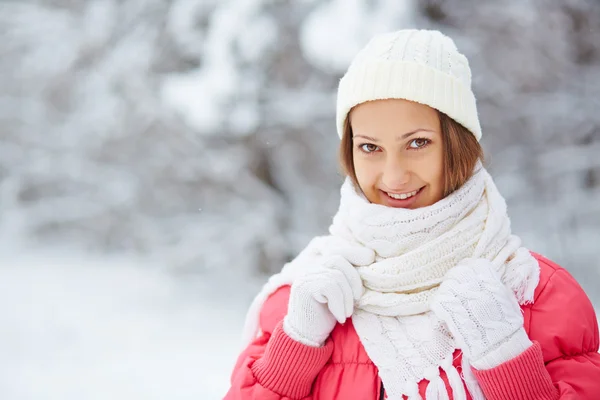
[336,29,482,141]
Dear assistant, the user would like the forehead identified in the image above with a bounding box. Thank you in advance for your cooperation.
[349,99,440,134]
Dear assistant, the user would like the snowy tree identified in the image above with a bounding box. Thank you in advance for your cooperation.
[1,0,599,303]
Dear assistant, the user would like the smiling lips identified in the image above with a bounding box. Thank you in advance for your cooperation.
[381,186,425,208]
[386,189,419,200]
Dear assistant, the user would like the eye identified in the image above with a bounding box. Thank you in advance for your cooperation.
[409,138,430,149]
[359,143,380,153]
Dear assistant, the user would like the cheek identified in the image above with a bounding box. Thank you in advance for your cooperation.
[352,156,378,190]
[433,149,445,184]
[424,153,444,182]
[421,149,445,198]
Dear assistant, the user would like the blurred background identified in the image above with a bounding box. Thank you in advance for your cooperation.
[1,0,599,398]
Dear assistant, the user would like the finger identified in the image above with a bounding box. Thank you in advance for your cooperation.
[330,269,355,318]
[321,278,347,323]
[326,255,364,300]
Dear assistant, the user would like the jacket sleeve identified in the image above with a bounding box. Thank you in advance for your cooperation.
[473,265,600,400]
[224,286,334,400]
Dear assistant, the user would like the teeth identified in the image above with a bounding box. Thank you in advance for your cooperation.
[388,190,418,200]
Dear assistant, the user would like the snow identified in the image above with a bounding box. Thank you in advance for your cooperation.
[3,0,598,281]
[0,1,599,396]
[299,0,416,73]
[0,250,597,400]
[162,67,238,134]
[161,0,273,135]
[0,251,255,400]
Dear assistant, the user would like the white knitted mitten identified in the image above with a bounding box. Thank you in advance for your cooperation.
[431,258,533,370]
[283,256,363,347]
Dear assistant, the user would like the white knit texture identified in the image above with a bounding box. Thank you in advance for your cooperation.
[242,165,540,400]
[282,255,363,347]
[431,259,534,370]
[336,29,482,141]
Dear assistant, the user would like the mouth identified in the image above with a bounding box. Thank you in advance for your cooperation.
[380,186,425,208]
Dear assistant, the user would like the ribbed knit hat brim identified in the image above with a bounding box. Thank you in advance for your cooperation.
[336,30,482,141]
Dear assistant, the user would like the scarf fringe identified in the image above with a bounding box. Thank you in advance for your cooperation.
[505,247,540,305]
[461,356,486,400]
[405,382,423,400]
[399,357,484,400]
[442,356,467,400]
[425,374,450,400]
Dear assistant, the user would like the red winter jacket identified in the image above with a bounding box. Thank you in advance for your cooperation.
[225,253,600,399]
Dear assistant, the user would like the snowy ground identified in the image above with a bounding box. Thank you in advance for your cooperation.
[1,251,597,400]
[0,251,258,400]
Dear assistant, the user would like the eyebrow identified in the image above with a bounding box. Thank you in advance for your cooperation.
[353,129,434,142]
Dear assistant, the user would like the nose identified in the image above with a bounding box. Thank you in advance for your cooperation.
[382,156,411,189]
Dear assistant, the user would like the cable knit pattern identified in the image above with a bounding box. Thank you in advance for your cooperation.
[430,259,534,370]
[336,29,481,140]
[242,165,540,400]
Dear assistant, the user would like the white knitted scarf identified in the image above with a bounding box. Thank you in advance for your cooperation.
[242,166,540,400]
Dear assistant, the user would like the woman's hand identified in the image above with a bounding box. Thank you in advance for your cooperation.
[431,258,533,370]
[283,256,363,347]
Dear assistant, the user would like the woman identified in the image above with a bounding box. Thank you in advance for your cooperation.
[224,29,600,400]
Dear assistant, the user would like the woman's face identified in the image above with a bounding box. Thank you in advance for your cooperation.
[350,98,444,209]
